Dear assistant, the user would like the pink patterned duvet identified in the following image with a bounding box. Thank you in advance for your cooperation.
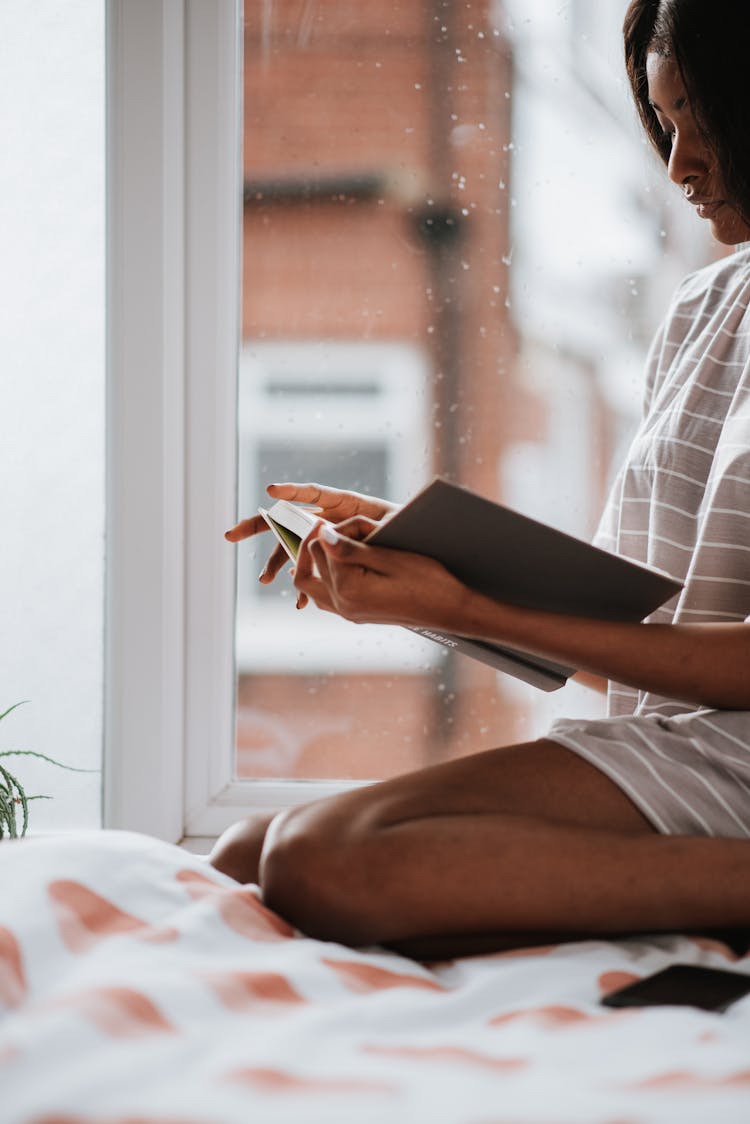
[1,830,748,1124]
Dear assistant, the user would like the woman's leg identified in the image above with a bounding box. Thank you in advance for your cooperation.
[209,811,278,884]
[247,739,750,954]
[208,737,650,884]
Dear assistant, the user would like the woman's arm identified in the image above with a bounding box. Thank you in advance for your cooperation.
[456,594,750,711]
[295,527,750,711]
[571,670,609,694]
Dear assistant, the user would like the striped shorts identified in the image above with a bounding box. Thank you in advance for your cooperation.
[548,710,750,839]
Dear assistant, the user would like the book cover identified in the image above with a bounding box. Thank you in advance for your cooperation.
[366,478,682,690]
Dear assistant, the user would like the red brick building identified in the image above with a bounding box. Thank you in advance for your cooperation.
[235,0,581,781]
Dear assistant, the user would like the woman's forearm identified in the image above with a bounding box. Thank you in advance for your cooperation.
[442,591,750,709]
[301,530,750,707]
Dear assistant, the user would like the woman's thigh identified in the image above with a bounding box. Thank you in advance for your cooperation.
[257,739,661,947]
[333,737,656,835]
[210,738,655,886]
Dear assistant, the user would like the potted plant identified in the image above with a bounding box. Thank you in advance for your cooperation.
[0,701,88,838]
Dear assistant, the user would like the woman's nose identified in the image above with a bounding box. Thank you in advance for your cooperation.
[667,127,709,189]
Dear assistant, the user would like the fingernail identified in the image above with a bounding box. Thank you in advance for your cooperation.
[258,569,267,582]
[320,525,339,545]
[296,594,304,609]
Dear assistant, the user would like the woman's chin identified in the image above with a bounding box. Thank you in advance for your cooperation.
[707,207,750,247]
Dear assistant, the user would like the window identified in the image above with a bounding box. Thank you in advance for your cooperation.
[229,0,714,803]
[106,0,716,845]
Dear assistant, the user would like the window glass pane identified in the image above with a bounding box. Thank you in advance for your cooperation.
[0,1,104,829]
[235,0,714,784]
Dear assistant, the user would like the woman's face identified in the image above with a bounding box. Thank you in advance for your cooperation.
[646,51,750,246]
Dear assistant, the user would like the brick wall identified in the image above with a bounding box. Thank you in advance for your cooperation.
[238,0,537,779]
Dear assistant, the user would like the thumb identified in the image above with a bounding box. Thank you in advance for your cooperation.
[334,514,381,542]
[318,525,393,573]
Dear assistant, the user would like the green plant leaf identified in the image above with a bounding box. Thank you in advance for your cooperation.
[0,701,94,838]
[0,700,29,724]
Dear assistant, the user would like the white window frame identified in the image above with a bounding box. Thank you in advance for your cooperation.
[106,0,244,844]
[106,0,189,843]
[106,0,393,846]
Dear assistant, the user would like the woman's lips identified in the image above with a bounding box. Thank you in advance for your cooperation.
[696,201,724,219]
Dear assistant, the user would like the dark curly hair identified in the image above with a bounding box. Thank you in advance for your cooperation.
[623,0,750,222]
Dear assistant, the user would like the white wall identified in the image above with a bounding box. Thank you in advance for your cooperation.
[0,1,104,830]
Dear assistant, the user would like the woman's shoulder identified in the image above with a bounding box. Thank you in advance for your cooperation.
[644,246,750,407]
[671,244,750,311]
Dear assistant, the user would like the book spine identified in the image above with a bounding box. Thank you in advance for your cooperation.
[408,628,570,692]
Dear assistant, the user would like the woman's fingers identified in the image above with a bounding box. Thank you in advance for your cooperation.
[224,512,269,542]
[301,529,395,620]
[223,517,292,585]
[266,481,327,505]
[259,542,291,584]
[294,524,462,629]
[334,514,381,542]
[316,527,391,573]
[266,481,394,523]
[293,523,334,612]
[309,536,334,588]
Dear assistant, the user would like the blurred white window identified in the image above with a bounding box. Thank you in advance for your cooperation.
[236,341,433,672]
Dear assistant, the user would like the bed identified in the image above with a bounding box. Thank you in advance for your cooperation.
[1,829,748,1123]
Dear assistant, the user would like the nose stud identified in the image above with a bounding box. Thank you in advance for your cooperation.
[682,183,695,199]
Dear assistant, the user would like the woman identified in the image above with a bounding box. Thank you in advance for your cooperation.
[211,0,750,958]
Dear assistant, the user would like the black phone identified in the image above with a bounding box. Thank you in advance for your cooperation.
[601,964,750,1013]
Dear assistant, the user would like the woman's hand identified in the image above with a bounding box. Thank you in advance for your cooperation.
[293,520,469,630]
[224,482,399,588]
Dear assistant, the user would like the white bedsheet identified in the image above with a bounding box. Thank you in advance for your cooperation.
[1,829,749,1124]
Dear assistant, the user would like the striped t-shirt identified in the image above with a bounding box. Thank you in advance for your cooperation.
[550,246,750,837]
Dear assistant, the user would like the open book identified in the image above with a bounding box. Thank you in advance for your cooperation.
[258,477,682,691]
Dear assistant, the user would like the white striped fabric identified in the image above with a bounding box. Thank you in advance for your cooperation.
[550,247,750,837]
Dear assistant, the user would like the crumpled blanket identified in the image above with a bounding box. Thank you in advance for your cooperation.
[1,829,749,1124]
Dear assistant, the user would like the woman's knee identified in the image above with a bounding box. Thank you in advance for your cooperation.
[209,811,277,884]
[259,800,386,945]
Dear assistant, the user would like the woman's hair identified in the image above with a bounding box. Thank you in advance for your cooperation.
[623,0,750,221]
